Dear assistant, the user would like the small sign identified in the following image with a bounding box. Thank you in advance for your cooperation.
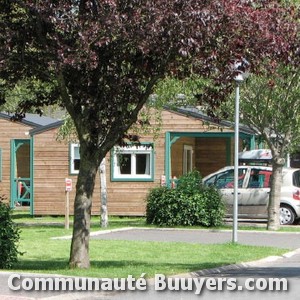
[160,175,166,186]
[65,178,72,192]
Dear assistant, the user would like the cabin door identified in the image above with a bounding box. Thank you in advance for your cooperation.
[10,139,33,215]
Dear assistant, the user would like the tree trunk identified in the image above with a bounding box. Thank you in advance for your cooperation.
[69,146,99,269]
[267,158,285,230]
[100,158,108,228]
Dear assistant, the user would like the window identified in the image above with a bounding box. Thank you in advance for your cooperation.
[111,144,154,181]
[248,169,271,188]
[293,170,300,187]
[70,143,80,174]
[205,168,247,189]
[183,145,193,175]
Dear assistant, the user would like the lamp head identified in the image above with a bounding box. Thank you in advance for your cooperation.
[233,58,250,82]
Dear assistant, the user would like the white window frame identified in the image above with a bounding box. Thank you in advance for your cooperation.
[112,144,154,181]
[183,145,193,175]
[70,143,80,175]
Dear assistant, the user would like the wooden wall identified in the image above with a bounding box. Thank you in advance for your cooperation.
[104,109,235,216]
[195,137,230,177]
[0,119,32,204]
[0,108,239,217]
[33,129,101,215]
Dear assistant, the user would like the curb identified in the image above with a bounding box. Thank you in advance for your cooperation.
[188,247,300,277]
[51,227,135,240]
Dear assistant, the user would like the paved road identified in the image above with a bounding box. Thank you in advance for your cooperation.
[1,228,300,300]
[91,227,300,249]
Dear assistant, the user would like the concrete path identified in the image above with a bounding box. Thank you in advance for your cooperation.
[91,227,300,249]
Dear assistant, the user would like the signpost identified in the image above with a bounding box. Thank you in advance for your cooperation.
[65,178,72,229]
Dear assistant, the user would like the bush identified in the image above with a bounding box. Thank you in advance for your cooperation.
[0,196,22,268]
[146,170,225,227]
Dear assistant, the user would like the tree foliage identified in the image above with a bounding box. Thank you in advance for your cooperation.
[241,67,300,156]
[146,171,225,227]
[0,79,57,115]
[1,0,299,268]
[219,62,300,230]
[0,196,22,269]
[237,66,300,229]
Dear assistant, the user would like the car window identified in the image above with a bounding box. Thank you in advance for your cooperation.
[210,169,246,189]
[248,169,271,188]
[204,175,218,187]
[293,170,300,187]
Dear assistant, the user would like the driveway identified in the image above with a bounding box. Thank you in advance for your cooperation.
[91,227,300,249]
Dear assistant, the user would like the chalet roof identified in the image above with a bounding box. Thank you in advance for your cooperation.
[29,120,64,135]
[1,106,255,137]
[166,106,255,135]
[0,112,63,135]
[0,112,58,127]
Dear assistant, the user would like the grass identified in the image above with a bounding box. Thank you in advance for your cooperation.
[12,211,300,232]
[8,214,292,279]
[12,212,147,230]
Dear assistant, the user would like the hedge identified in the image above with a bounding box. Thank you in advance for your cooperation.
[146,171,225,227]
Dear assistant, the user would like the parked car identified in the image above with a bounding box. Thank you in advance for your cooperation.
[203,165,300,225]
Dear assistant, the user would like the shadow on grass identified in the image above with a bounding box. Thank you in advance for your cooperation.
[12,213,34,220]
[12,258,227,276]
[13,259,69,271]
[91,260,226,273]
[12,212,148,229]
[91,217,148,228]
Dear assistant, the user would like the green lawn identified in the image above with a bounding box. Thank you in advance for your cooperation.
[12,213,147,229]
[8,214,292,279]
[12,212,300,232]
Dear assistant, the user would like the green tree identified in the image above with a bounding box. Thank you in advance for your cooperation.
[0,196,22,269]
[0,79,56,114]
[1,1,298,268]
[241,67,300,230]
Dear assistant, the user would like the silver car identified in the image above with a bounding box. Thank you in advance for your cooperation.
[203,166,300,225]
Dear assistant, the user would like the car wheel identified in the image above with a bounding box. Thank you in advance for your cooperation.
[280,205,295,225]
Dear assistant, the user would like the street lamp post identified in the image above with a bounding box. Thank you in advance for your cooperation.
[232,59,249,243]
[233,78,241,243]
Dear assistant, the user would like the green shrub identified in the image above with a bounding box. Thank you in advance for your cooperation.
[0,196,22,268]
[146,171,225,227]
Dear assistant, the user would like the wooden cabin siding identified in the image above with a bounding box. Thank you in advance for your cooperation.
[105,141,158,216]
[0,108,242,217]
[0,119,32,203]
[32,129,101,215]
[33,130,71,215]
[159,110,233,133]
[105,109,235,216]
[195,137,230,177]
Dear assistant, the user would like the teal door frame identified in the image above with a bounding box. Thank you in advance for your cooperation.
[10,138,34,215]
[164,131,256,188]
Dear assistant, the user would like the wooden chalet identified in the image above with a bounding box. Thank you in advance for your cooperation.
[0,107,257,216]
